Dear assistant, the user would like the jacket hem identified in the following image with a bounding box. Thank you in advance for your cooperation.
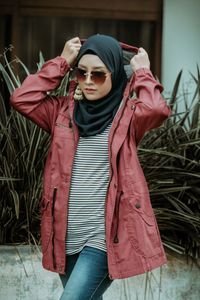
[109,256,167,279]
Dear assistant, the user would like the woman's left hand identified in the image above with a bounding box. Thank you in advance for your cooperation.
[130,48,150,72]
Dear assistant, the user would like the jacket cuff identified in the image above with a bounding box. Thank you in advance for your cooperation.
[53,56,70,76]
[130,67,163,93]
[134,68,152,77]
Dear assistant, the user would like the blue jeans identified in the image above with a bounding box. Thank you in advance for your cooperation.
[59,246,113,300]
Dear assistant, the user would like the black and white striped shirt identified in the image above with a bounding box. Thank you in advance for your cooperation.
[65,124,111,255]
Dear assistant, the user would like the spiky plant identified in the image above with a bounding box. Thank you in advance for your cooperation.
[139,69,200,259]
[0,48,48,244]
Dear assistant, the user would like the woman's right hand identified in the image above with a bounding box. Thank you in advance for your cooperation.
[61,37,81,66]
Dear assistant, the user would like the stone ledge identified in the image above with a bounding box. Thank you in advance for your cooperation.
[0,245,199,300]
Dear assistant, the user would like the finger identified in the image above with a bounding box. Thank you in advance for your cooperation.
[70,37,81,44]
[138,47,146,54]
[73,44,81,49]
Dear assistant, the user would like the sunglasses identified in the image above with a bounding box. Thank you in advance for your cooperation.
[75,68,111,85]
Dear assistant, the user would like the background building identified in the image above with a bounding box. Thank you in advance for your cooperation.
[1,0,200,95]
[0,0,163,76]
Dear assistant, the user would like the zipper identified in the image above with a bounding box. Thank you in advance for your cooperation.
[113,191,123,243]
[63,116,79,274]
[55,121,73,129]
[105,94,128,278]
[55,122,68,128]
[52,187,57,269]
[56,91,77,273]
[69,119,73,128]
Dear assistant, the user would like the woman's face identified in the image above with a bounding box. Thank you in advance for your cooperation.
[77,54,112,101]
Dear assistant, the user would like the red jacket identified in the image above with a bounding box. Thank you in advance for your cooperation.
[10,44,171,279]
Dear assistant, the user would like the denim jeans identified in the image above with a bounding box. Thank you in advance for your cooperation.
[59,246,113,300]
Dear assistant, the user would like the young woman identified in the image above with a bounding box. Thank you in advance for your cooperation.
[10,34,171,300]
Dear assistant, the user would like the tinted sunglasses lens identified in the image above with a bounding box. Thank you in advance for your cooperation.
[92,72,107,84]
[76,68,107,84]
[76,68,86,81]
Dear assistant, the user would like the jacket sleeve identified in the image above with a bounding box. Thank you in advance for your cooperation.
[130,68,171,145]
[10,56,70,133]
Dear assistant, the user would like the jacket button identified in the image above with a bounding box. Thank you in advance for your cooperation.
[131,104,136,110]
[135,202,141,209]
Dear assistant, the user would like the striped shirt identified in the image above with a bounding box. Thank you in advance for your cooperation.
[65,124,111,255]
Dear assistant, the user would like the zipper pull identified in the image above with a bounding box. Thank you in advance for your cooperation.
[113,236,119,243]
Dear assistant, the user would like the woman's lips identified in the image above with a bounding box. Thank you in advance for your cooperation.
[84,88,96,93]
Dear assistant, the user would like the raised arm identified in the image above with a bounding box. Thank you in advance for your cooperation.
[10,37,81,133]
[130,48,171,144]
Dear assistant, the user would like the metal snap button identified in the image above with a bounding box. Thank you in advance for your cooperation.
[135,202,141,209]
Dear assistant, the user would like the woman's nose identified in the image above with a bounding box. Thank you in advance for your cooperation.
[85,73,93,84]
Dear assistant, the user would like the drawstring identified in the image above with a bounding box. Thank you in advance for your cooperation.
[113,191,123,243]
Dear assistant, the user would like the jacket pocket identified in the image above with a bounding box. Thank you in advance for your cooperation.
[126,197,162,257]
[53,113,73,139]
[40,197,52,255]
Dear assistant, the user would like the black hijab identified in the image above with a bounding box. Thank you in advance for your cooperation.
[74,34,127,137]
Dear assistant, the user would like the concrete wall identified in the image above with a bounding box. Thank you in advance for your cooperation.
[0,246,199,300]
[162,0,200,98]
